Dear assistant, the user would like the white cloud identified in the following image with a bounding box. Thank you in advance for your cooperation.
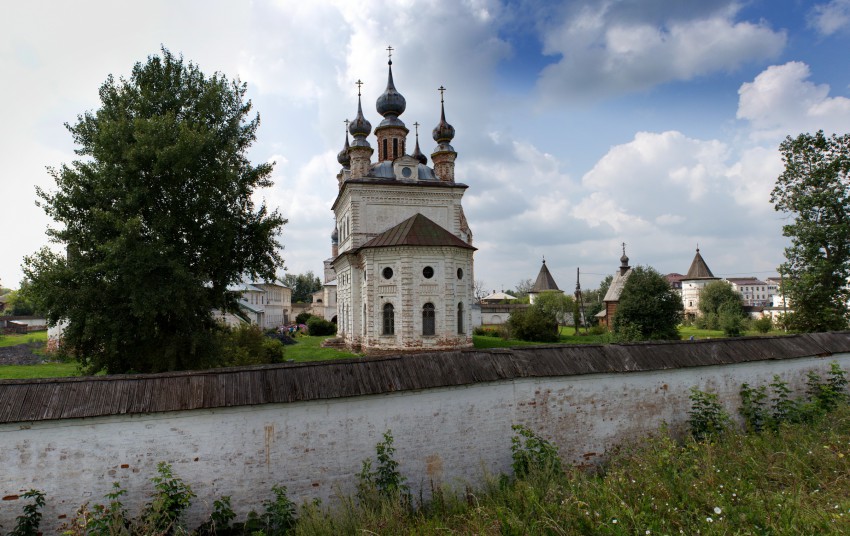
[537,2,785,100]
[808,0,850,36]
[737,61,850,140]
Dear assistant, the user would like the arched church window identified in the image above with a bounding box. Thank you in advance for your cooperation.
[423,302,435,336]
[383,138,388,160]
[423,266,434,279]
[457,302,464,334]
[393,138,398,159]
[457,268,463,280]
[382,303,395,335]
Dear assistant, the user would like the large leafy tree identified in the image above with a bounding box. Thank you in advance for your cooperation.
[697,281,745,335]
[770,131,850,332]
[283,271,323,303]
[24,48,286,373]
[613,266,683,341]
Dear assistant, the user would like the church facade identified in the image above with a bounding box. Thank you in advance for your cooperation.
[329,55,475,353]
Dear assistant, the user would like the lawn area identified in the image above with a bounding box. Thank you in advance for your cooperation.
[0,362,80,380]
[283,335,361,362]
[0,330,47,348]
[473,326,608,349]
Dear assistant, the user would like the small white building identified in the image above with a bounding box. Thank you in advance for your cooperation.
[217,281,292,329]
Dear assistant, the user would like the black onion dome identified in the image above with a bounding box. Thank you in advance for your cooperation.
[337,132,351,167]
[376,61,406,118]
[432,100,455,144]
[349,95,372,140]
[331,227,339,244]
[412,133,427,165]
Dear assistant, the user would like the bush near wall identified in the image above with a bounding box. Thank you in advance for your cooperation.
[306,317,337,337]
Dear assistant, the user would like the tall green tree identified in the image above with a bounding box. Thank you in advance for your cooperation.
[283,271,323,303]
[24,48,286,374]
[3,280,39,316]
[532,291,575,325]
[770,131,850,332]
[612,266,683,341]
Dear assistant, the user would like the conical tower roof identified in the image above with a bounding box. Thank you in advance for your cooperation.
[531,260,560,292]
[684,248,717,279]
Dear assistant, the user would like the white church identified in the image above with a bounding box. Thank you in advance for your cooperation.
[327,53,476,353]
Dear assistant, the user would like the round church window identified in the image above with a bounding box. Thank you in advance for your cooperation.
[401,166,412,178]
[457,268,464,280]
[382,267,393,280]
[423,266,434,279]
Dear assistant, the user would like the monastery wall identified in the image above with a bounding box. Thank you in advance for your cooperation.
[1,334,849,530]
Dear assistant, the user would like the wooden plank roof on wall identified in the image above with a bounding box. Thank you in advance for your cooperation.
[1,332,849,424]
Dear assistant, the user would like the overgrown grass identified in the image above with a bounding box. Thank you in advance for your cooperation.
[295,407,850,534]
[0,330,47,348]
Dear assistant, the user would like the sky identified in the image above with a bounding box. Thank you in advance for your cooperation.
[2,0,850,293]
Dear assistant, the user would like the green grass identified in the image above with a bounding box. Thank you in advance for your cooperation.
[283,335,362,362]
[0,330,47,347]
[0,362,80,380]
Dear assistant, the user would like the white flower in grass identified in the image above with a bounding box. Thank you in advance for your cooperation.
[714,506,722,514]
[706,517,713,523]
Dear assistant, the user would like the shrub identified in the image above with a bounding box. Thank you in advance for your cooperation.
[506,307,559,342]
[194,495,235,535]
[137,462,195,534]
[218,323,285,366]
[306,316,337,336]
[237,485,297,535]
[740,382,770,432]
[7,489,45,536]
[295,312,314,325]
[510,425,562,479]
[687,387,730,441]
[752,315,773,333]
[357,430,410,509]
[718,301,745,337]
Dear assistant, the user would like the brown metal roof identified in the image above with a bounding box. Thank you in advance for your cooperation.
[531,260,560,292]
[359,213,475,250]
[684,248,717,279]
[1,332,849,424]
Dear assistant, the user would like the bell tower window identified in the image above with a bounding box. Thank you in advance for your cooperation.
[393,138,398,159]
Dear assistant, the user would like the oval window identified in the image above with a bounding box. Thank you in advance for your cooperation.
[423,266,434,279]
[382,267,393,280]
[401,166,412,178]
[457,268,463,280]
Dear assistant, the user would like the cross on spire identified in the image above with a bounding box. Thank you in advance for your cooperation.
[438,85,446,103]
[386,45,394,63]
[413,121,420,136]
[356,79,363,97]
[622,242,626,255]
[344,119,350,131]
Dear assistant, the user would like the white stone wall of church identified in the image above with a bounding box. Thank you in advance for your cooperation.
[2,354,848,530]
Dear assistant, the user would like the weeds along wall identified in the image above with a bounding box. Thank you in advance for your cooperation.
[1,332,849,530]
